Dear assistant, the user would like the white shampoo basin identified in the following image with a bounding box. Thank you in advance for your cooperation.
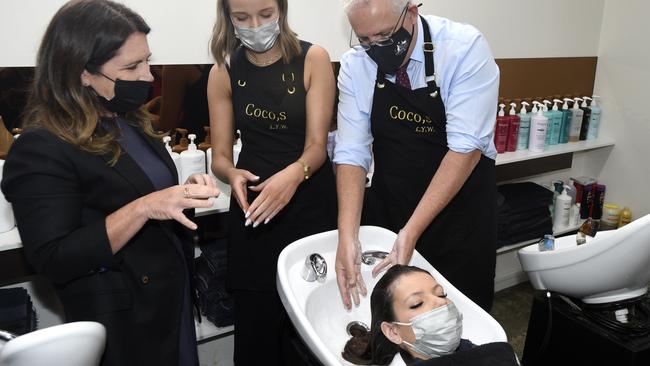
[518,214,650,304]
[277,226,506,366]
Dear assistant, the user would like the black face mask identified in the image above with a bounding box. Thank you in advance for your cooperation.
[97,73,152,114]
[365,24,414,75]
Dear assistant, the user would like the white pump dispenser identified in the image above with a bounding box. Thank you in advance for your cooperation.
[179,134,206,184]
[498,103,506,117]
[569,97,584,142]
[581,96,592,108]
[509,103,517,116]
[529,101,548,153]
[586,95,602,140]
[163,136,182,184]
[554,185,572,229]
[516,101,532,150]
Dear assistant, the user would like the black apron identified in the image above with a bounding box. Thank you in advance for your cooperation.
[226,41,337,292]
[364,17,496,310]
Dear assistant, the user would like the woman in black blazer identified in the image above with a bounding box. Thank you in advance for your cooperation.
[0,1,219,365]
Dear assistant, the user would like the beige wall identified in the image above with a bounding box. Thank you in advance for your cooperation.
[593,0,650,218]
[1,0,604,66]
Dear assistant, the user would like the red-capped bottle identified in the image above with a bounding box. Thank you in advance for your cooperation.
[506,102,520,152]
[494,103,508,154]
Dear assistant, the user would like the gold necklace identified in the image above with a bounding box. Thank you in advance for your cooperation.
[246,50,282,67]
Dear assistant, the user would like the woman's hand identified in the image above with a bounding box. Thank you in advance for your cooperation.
[139,183,220,230]
[246,164,302,227]
[226,168,260,214]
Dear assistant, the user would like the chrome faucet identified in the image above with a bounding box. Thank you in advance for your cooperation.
[361,250,389,265]
[301,253,327,282]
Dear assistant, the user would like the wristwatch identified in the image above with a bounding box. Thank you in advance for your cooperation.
[298,159,310,181]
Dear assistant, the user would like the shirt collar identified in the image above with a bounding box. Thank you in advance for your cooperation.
[409,15,425,65]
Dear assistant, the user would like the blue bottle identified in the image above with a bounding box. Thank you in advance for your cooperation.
[517,101,531,150]
[558,98,572,144]
[549,100,563,145]
[542,100,554,147]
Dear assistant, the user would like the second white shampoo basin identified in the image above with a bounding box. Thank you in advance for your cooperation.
[277,226,506,366]
[518,213,650,304]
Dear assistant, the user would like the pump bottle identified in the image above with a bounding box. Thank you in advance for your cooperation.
[494,103,508,153]
[553,185,572,229]
[586,95,602,140]
[506,102,520,152]
[172,128,189,153]
[528,102,548,153]
[559,98,573,143]
[549,100,563,145]
[579,96,593,141]
[517,102,531,150]
[542,100,554,147]
[179,134,206,184]
[568,97,584,142]
[162,135,182,183]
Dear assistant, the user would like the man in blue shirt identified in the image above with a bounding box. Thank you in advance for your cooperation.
[334,0,499,312]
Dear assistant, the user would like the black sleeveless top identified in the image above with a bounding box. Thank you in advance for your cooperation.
[225,41,337,291]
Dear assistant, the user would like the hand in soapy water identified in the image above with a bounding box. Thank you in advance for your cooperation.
[372,228,417,277]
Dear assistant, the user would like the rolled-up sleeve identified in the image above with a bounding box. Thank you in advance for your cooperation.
[443,31,499,159]
[333,54,374,172]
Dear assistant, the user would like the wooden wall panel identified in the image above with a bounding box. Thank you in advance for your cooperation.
[495,57,598,101]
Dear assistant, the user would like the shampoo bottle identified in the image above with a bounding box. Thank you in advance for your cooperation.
[494,103,508,153]
[568,97,584,142]
[559,98,573,144]
[179,134,206,184]
[528,102,548,153]
[586,95,602,140]
[506,102,520,152]
[517,101,531,150]
[550,100,563,145]
[579,96,592,141]
[172,128,189,153]
[198,126,212,152]
[163,135,182,184]
[542,100,554,147]
[553,185,572,230]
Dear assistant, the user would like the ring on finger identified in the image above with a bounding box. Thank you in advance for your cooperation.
[183,186,190,199]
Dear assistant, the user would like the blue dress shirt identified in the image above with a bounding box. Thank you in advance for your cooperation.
[334,15,500,172]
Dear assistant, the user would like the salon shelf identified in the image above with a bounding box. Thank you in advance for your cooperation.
[495,138,615,166]
[496,220,584,254]
[195,316,234,343]
[194,194,230,217]
[0,195,231,253]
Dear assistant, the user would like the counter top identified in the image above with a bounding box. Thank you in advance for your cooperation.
[0,195,231,253]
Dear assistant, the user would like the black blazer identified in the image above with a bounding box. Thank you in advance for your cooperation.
[1,126,196,366]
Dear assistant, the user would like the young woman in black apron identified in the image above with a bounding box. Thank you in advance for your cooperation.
[363,16,497,311]
[207,0,337,364]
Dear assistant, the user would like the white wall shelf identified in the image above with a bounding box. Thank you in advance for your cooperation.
[495,138,615,166]
[496,221,584,254]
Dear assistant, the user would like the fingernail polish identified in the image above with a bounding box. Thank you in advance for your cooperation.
[253,221,260,228]
[245,211,250,219]
[245,219,251,227]
[264,218,270,225]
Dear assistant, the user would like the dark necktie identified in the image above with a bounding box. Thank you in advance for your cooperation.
[395,64,411,90]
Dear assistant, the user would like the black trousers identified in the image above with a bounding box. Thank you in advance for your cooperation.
[232,290,318,366]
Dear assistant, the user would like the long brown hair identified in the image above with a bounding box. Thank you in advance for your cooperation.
[210,0,301,66]
[23,0,156,165]
[343,265,432,365]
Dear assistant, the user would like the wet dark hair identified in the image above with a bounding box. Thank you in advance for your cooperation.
[24,0,154,165]
[342,265,432,365]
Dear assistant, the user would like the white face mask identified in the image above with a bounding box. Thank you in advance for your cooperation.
[393,302,463,359]
[233,18,280,53]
